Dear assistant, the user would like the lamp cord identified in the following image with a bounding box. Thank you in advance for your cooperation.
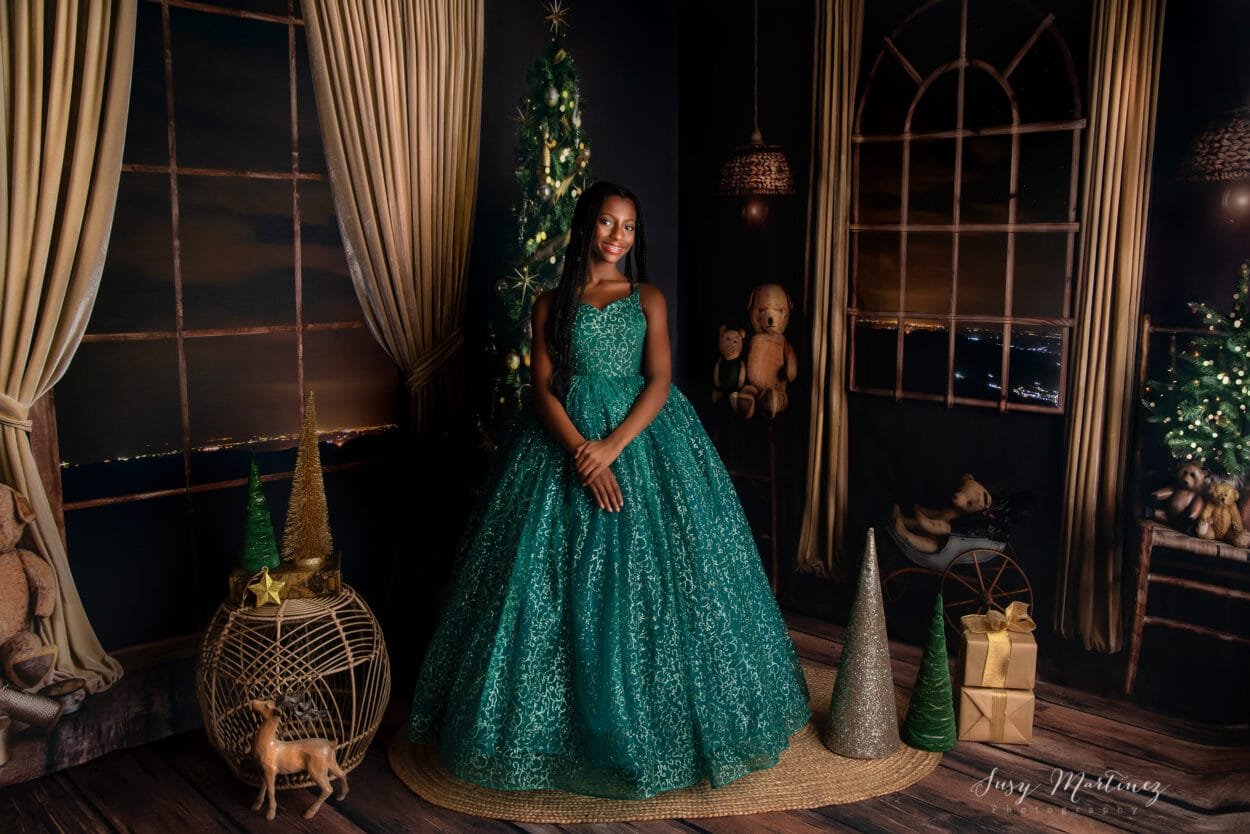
[753,0,759,134]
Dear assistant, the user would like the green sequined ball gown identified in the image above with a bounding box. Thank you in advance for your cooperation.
[407,283,811,799]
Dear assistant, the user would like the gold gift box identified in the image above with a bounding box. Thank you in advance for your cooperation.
[957,685,1034,744]
[960,628,1037,690]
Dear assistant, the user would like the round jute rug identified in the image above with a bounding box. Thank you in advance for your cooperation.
[388,663,942,823]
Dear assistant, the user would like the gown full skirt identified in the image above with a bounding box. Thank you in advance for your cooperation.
[407,284,811,800]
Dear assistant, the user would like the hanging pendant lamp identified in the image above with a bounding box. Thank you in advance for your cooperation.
[718,0,796,196]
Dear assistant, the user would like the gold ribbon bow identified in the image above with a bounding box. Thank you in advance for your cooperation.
[961,602,1036,689]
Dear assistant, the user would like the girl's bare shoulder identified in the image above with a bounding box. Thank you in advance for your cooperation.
[638,282,667,313]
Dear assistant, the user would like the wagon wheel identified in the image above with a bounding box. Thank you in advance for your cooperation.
[939,547,1033,631]
[880,565,936,604]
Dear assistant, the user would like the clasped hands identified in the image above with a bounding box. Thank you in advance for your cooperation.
[574,437,624,512]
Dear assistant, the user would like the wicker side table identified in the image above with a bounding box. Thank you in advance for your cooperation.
[196,585,390,789]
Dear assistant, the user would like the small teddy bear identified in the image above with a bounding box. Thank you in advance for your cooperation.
[0,484,58,691]
[1197,480,1250,547]
[736,284,798,420]
[712,325,747,409]
[891,473,993,554]
[1151,463,1207,533]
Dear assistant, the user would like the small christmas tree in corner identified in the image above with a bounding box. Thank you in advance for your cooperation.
[900,592,957,752]
[237,455,281,573]
[1145,262,1250,476]
[283,390,333,569]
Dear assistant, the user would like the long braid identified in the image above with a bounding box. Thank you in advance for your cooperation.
[545,181,649,401]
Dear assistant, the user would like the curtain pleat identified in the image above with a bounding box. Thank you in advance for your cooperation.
[796,0,863,577]
[1,0,135,693]
[301,0,482,433]
[1056,0,1165,652]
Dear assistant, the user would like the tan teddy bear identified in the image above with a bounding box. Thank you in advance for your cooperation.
[0,484,59,690]
[891,473,993,554]
[736,284,798,420]
[1198,480,1250,547]
[712,325,747,409]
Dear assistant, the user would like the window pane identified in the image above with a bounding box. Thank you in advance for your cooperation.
[294,29,327,174]
[905,233,952,314]
[67,496,195,651]
[189,445,294,488]
[90,173,176,334]
[966,0,1049,72]
[853,318,897,391]
[125,2,168,166]
[179,175,296,329]
[908,139,955,225]
[171,7,290,171]
[859,55,915,136]
[856,142,903,225]
[55,341,183,466]
[962,69,1014,131]
[301,180,362,323]
[186,334,299,450]
[1011,33,1080,124]
[1008,326,1064,408]
[957,232,1007,315]
[1013,233,1070,317]
[853,232,900,310]
[892,1,962,82]
[1017,131,1077,223]
[206,0,291,15]
[303,329,399,432]
[911,72,959,134]
[901,319,949,395]
[954,324,1004,402]
[960,136,1012,224]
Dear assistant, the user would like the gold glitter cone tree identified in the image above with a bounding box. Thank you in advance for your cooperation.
[821,528,901,758]
[900,592,957,752]
[282,391,333,568]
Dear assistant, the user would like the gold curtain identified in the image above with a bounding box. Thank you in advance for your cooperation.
[1,0,135,692]
[797,0,863,578]
[301,0,483,431]
[1056,0,1166,652]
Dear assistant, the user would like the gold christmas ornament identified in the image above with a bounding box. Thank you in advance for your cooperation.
[544,0,569,35]
[506,352,522,371]
[248,568,286,607]
[283,392,333,569]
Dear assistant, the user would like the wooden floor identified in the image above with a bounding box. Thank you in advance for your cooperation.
[3,611,1247,833]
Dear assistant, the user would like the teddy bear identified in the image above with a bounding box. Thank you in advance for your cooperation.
[1197,480,1250,547]
[712,325,747,409]
[1151,463,1207,533]
[0,483,59,691]
[735,284,798,420]
[891,473,993,554]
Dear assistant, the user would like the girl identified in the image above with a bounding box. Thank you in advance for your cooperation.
[407,181,811,800]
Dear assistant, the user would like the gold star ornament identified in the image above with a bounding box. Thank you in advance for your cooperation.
[544,0,569,35]
[247,567,286,607]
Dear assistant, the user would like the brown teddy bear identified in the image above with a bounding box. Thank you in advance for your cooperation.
[0,484,58,690]
[1197,480,1250,547]
[736,284,798,420]
[891,473,993,554]
[712,325,747,409]
[1151,463,1206,532]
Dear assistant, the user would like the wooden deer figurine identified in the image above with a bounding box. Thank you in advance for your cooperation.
[248,697,348,820]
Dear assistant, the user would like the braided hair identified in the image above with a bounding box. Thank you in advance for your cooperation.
[544,181,650,401]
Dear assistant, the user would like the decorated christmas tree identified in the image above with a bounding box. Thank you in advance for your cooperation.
[821,528,901,759]
[1144,261,1250,475]
[487,0,593,418]
[237,455,281,572]
[283,391,333,568]
[900,592,957,752]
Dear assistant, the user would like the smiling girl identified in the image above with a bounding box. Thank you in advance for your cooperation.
[406,181,811,801]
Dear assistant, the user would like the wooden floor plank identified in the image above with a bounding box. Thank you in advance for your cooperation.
[0,771,114,834]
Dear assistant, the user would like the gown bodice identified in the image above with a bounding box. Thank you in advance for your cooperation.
[569,283,645,378]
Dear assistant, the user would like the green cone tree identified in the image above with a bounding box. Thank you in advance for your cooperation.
[237,455,281,572]
[487,0,593,419]
[900,592,957,752]
[1144,261,1250,475]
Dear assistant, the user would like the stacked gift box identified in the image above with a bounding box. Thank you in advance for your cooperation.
[956,601,1037,744]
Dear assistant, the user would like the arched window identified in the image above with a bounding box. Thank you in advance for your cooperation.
[850,0,1084,412]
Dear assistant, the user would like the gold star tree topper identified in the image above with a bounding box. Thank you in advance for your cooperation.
[544,0,569,35]
[247,567,286,607]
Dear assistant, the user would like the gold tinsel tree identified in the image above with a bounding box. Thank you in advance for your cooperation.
[283,390,333,567]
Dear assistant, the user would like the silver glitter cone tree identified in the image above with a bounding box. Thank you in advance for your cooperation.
[821,528,901,758]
